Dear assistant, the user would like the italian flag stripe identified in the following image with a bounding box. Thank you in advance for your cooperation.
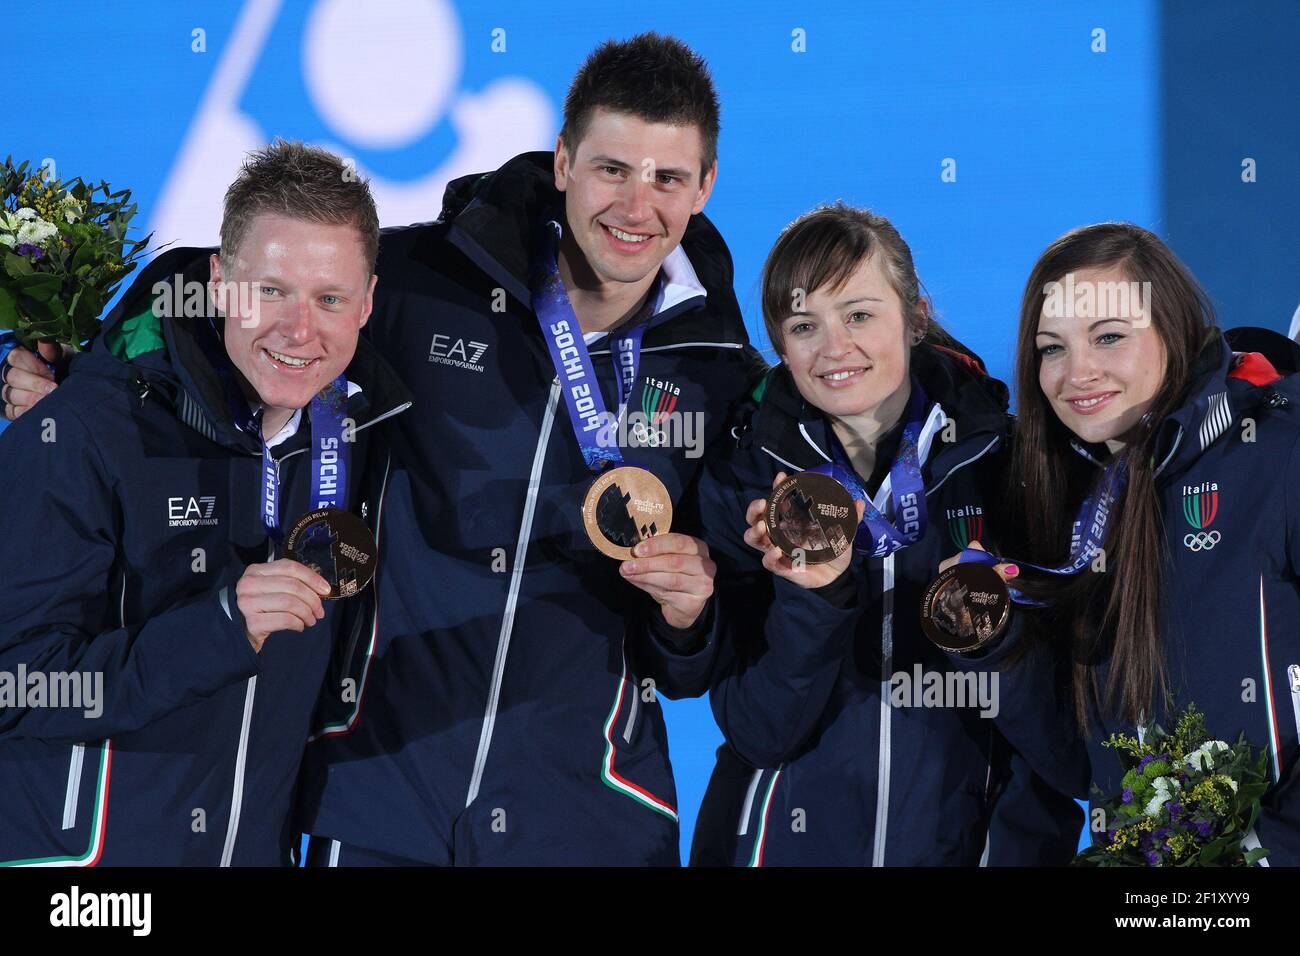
[746,769,782,867]
[1259,577,1282,783]
[600,657,678,821]
[1,741,112,867]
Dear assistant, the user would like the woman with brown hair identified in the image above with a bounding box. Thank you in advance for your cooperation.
[688,203,1086,866]
[950,221,1300,863]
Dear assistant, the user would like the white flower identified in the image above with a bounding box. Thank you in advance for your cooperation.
[14,207,36,221]
[0,233,13,248]
[1227,778,1239,793]
[60,194,83,224]
[1144,776,1182,818]
[1184,740,1230,772]
[16,217,59,248]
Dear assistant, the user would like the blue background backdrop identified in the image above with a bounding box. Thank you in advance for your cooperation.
[4,0,1296,862]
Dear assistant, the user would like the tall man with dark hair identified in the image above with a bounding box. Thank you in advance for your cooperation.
[299,33,760,866]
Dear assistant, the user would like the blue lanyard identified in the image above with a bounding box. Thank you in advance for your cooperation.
[959,457,1128,604]
[252,374,351,539]
[810,377,931,557]
[530,220,650,472]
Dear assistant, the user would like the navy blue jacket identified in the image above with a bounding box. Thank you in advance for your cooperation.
[0,249,410,866]
[688,343,1086,866]
[959,332,1300,865]
[297,152,763,865]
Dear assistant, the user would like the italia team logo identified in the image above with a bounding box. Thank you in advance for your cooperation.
[946,505,984,550]
[640,377,680,425]
[631,377,681,447]
[1182,481,1220,552]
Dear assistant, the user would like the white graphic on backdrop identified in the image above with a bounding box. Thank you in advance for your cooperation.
[150,0,555,248]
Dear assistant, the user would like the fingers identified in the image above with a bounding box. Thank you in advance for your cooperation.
[252,558,333,595]
[629,532,709,560]
[620,551,716,589]
[744,496,766,527]
[770,470,788,491]
[35,340,64,365]
[6,346,55,381]
[246,591,322,629]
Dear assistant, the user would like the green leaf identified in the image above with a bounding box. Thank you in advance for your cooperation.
[4,252,34,278]
[1244,847,1269,865]
[15,273,61,300]
[0,285,17,329]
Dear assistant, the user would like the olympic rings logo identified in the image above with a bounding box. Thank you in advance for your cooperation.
[1183,530,1221,552]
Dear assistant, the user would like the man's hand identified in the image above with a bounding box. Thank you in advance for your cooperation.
[619,532,716,630]
[2,342,67,421]
[744,471,866,590]
[235,559,332,653]
[937,539,1019,582]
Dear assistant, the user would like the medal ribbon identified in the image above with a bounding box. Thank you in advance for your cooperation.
[253,374,351,538]
[957,456,1128,605]
[809,377,931,558]
[530,219,650,472]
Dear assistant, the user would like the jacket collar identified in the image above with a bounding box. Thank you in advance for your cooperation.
[745,341,1009,492]
[421,150,743,345]
[85,247,412,452]
[1067,333,1269,479]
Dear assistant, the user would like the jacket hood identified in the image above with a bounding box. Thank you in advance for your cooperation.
[740,339,1011,488]
[415,150,749,348]
[80,246,412,451]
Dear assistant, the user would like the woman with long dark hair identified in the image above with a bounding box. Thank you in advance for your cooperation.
[958,221,1300,862]
[688,204,1086,866]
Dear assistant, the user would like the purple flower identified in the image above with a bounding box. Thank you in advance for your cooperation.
[13,243,44,260]
[1144,850,1161,866]
[1122,787,1134,804]
[1167,801,1183,819]
[1138,755,1156,771]
[1193,819,1214,838]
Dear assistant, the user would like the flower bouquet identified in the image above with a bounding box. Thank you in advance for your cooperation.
[1075,704,1271,866]
[0,157,149,350]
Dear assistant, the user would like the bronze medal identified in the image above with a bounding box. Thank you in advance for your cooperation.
[920,562,1010,652]
[582,466,674,560]
[284,506,377,599]
[765,472,858,565]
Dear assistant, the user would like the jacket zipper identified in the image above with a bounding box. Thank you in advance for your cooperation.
[465,378,562,807]
[218,515,279,866]
[872,551,895,867]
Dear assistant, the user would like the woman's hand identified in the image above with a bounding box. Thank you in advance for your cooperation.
[744,471,866,590]
[937,539,1019,583]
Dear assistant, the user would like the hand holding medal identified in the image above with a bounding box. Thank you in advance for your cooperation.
[921,541,1018,652]
[921,457,1127,652]
[749,471,867,588]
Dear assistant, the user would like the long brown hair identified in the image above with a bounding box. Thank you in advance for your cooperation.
[1009,223,1218,731]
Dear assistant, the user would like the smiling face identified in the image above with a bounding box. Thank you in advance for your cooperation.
[210,213,376,426]
[554,107,716,288]
[1035,263,1167,451]
[778,253,917,420]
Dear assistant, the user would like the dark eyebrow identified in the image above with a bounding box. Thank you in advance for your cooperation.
[1036,318,1130,339]
[590,155,693,183]
[1089,318,1130,331]
[837,297,884,308]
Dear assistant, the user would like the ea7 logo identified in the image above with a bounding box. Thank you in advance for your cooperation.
[168,496,218,528]
[429,333,489,372]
